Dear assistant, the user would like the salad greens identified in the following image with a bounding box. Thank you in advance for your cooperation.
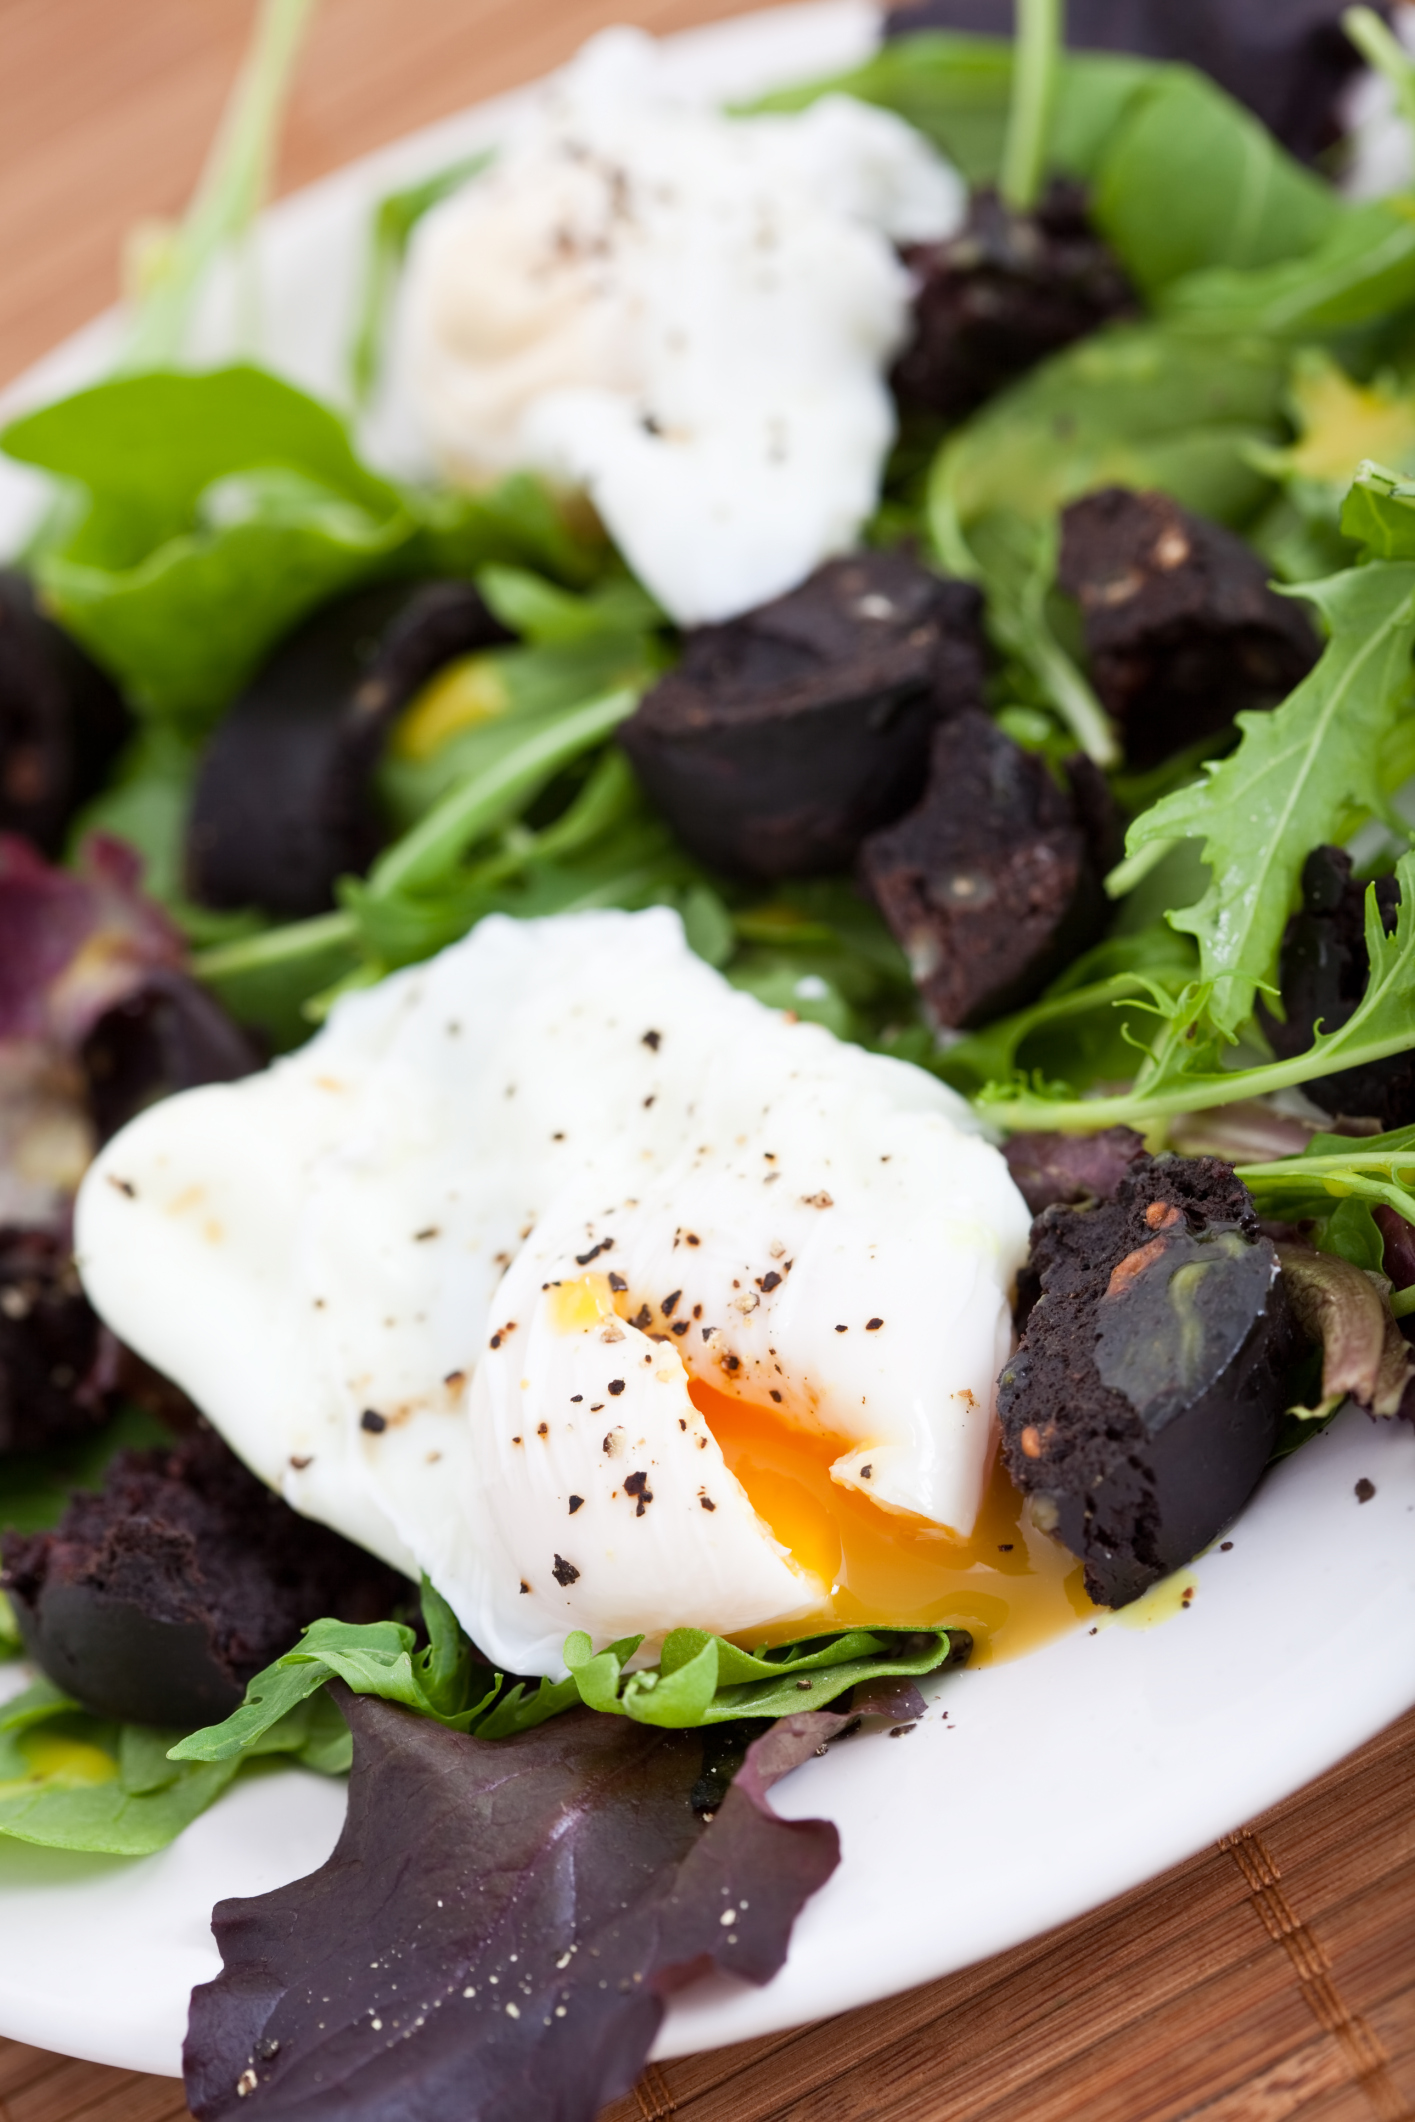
[171,1578,961,1766]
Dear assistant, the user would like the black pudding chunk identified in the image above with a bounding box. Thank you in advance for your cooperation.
[2,1427,412,1726]
[81,967,262,1144]
[0,570,130,857]
[997,1155,1299,1608]
[859,707,1118,1030]
[1262,845,1415,1128]
[883,0,1373,165]
[0,1227,114,1454]
[892,182,1134,425]
[187,579,510,919]
[617,553,986,881]
[1057,488,1319,769]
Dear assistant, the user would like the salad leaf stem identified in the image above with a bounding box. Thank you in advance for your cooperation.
[1000,0,1062,212]
[1342,7,1415,144]
[193,907,355,986]
[367,684,640,898]
[120,0,318,373]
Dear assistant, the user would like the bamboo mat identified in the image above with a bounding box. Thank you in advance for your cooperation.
[0,3,1412,2117]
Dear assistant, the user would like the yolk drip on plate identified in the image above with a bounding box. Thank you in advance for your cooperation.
[689,1380,1092,1665]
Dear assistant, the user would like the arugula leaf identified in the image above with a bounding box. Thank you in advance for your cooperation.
[1125,563,1415,1034]
[0,1676,347,1855]
[975,853,1415,1133]
[171,1584,964,1764]
[2,368,412,729]
[350,151,493,404]
[1236,1125,1415,1231]
[1089,70,1338,300]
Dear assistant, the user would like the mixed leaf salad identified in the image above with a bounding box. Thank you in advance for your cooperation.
[4,0,1415,2114]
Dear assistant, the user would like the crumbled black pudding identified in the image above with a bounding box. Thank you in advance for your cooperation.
[1262,846,1415,1129]
[997,1156,1299,1607]
[618,553,986,881]
[81,967,262,1143]
[892,182,1134,424]
[859,707,1118,1029]
[0,569,130,857]
[883,0,1371,164]
[0,1227,114,1454]
[1057,488,1319,768]
[3,1427,412,1726]
[187,579,510,919]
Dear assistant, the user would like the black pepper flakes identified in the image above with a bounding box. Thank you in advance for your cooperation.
[623,1470,654,1516]
[552,1555,581,1586]
[630,1304,653,1330]
[671,1320,689,1336]
[537,1422,548,1437]
[859,1463,873,1480]
[642,1030,662,1050]
[360,1409,387,1434]
[608,1272,628,1292]
[758,1271,782,1293]
[608,1379,625,1396]
[661,1290,682,1316]
[865,1317,884,1331]
[700,1495,716,1511]
[575,1238,614,1266]
[519,1580,531,1594]
[1356,1477,1376,1503]
[569,1496,584,1515]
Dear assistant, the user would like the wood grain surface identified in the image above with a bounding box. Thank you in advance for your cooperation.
[0,5,1411,2119]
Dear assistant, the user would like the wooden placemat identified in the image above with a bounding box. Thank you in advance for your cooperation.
[0,4,1412,2117]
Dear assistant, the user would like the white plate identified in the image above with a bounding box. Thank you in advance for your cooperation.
[3,0,1415,2079]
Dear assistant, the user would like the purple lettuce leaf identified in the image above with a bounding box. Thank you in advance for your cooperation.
[1002,1127,1147,1215]
[184,1687,848,2122]
[0,832,183,1049]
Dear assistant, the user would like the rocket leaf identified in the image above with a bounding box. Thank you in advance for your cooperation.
[1125,563,1415,1035]
[974,854,1415,1133]
[183,1688,848,2122]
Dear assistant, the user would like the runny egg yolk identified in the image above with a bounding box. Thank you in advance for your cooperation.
[546,1273,1089,1664]
[689,1382,1091,1665]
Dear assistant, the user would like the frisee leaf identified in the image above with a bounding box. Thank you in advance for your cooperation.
[976,854,1415,1133]
[1125,562,1415,1035]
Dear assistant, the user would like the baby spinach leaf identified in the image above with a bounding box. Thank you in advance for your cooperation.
[1090,69,1336,300]
[1160,197,1415,340]
[2,368,412,730]
[746,33,1153,189]
[184,1689,847,2122]
[1125,562,1415,1035]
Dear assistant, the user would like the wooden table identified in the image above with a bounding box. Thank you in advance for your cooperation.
[0,5,1412,2118]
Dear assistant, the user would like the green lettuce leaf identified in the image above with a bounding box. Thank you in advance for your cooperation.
[2,368,412,730]
[1342,459,1415,559]
[1159,196,1415,339]
[1125,563,1415,1034]
[350,151,493,403]
[0,1676,348,1856]
[171,1581,964,1764]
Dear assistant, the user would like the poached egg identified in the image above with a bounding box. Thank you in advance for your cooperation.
[75,909,1031,1677]
[398,28,964,626]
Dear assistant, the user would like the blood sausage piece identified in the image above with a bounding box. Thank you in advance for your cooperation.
[893,181,1134,424]
[0,570,129,856]
[859,708,1116,1030]
[1262,844,1415,1129]
[0,1226,115,1455]
[3,1427,412,1726]
[618,553,986,881]
[1057,488,1319,768]
[997,1154,1299,1607]
[187,579,510,919]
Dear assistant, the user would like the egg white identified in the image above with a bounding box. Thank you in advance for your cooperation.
[75,908,1029,1676]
